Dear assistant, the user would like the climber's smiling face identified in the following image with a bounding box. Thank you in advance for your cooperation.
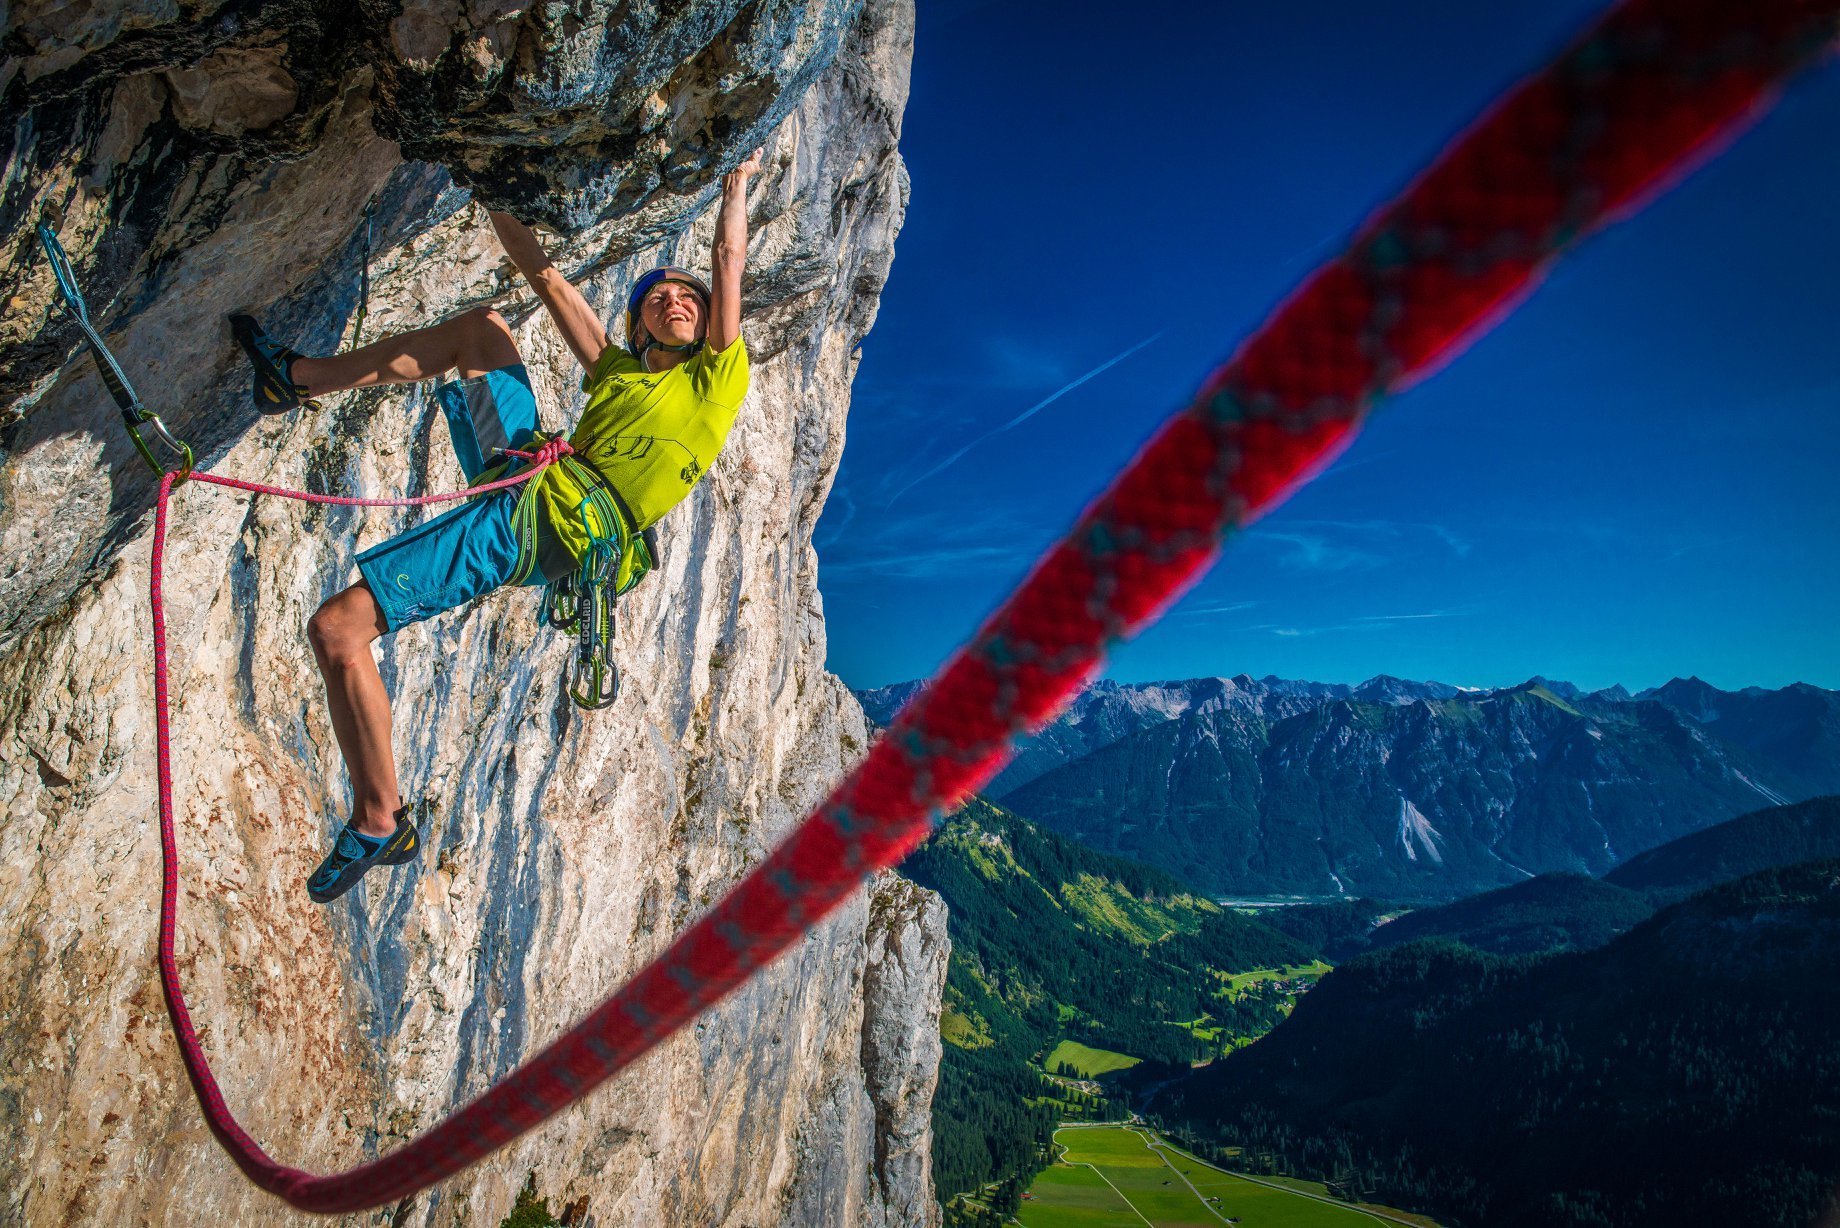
[639,281,706,348]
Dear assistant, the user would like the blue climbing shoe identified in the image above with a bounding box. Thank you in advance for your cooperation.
[229,313,313,414]
[306,808,420,904]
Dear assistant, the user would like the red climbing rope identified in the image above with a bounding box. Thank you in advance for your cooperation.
[145,0,1838,1213]
[149,441,574,1198]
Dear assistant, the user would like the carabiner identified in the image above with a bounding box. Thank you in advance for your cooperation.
[569,651,620,710]
[125,411,196,480]
[543,575,580,631]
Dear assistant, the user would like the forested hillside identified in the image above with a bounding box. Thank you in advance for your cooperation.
[1263,796,1840,960]
[1358,874,1654,957]
[1605,794,1840,900]
[1257,898,1399,960]
[898,797,1310,1201]
[1159,860,1840,1227]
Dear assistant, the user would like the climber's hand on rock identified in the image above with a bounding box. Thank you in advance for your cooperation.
[726,148,763,192]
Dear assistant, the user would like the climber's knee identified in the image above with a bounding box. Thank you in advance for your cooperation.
[454,306,521,377]
[308,585,384,668]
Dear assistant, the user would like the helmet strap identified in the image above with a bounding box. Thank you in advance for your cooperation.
[633,324,707,368]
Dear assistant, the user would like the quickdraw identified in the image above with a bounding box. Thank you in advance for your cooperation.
[36,222,194,478]
[567,536,621,709]
[547,478,635,709]
[350,197,376,349]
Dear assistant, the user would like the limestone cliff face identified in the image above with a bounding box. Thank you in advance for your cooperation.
[0,1,945,1225]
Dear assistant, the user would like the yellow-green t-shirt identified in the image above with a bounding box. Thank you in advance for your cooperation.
[539,336,750,565]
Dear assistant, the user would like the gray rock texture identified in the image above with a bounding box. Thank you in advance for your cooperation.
[0,0,944,1225]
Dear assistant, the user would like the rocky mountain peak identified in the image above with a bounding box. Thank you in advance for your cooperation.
[1643,675,1725,720]
[1351,674,1464,704]
[1526,675,1585,701]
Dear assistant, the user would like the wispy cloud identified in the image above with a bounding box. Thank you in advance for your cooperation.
[1247,528,1385,573]
[823,544,1034,581]
[1251,608,1474,638]
[1426,524,1473,558]
[981,336,1073,390]
[1309,449,1399,482]
[1351,610,1464,623]
[820,482,858,542]
[885,332,1164,505]
[1245,518,1471,572]
[817,507,1047,584]
[1173,599,1260,620]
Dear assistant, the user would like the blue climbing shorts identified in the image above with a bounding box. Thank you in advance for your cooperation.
[356,364,563,632]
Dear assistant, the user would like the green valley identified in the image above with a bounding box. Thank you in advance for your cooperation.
[899,797,1316,1216]
[876,673,1840,1228]
[1044,1040,1140,1079]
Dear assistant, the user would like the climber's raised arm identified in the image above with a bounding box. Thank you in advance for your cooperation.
[706,149,760,355]
[488,210,611,372]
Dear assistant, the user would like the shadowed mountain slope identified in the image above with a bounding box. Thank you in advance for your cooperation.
[1605,794,1840,900]
[1161,860,1840,1228]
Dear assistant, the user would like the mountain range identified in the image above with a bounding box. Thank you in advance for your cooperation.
[859,675,1840,899]
[1259,796,1840,960]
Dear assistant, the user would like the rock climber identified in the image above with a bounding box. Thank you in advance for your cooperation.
[228,150,762,904]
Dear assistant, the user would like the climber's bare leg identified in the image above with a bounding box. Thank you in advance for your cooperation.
[291,306,522,398]
[307,582,399,838]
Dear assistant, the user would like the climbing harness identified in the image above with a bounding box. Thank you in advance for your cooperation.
[36,223,194,478]
[48,0,1840,1212]
[472,430,657,707]
[551,462,657,709]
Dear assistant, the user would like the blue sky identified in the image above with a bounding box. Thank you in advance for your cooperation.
[813,0,1840,694]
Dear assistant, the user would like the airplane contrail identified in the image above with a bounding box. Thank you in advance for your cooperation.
[887,331,1164,505]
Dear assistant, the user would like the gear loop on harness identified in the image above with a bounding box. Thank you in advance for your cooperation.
[35,222,195,479]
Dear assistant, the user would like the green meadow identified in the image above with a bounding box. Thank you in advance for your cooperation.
[1044,1039,1142,1078]
[1215,961,1333,998]
[1016,1125,1427,1228]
